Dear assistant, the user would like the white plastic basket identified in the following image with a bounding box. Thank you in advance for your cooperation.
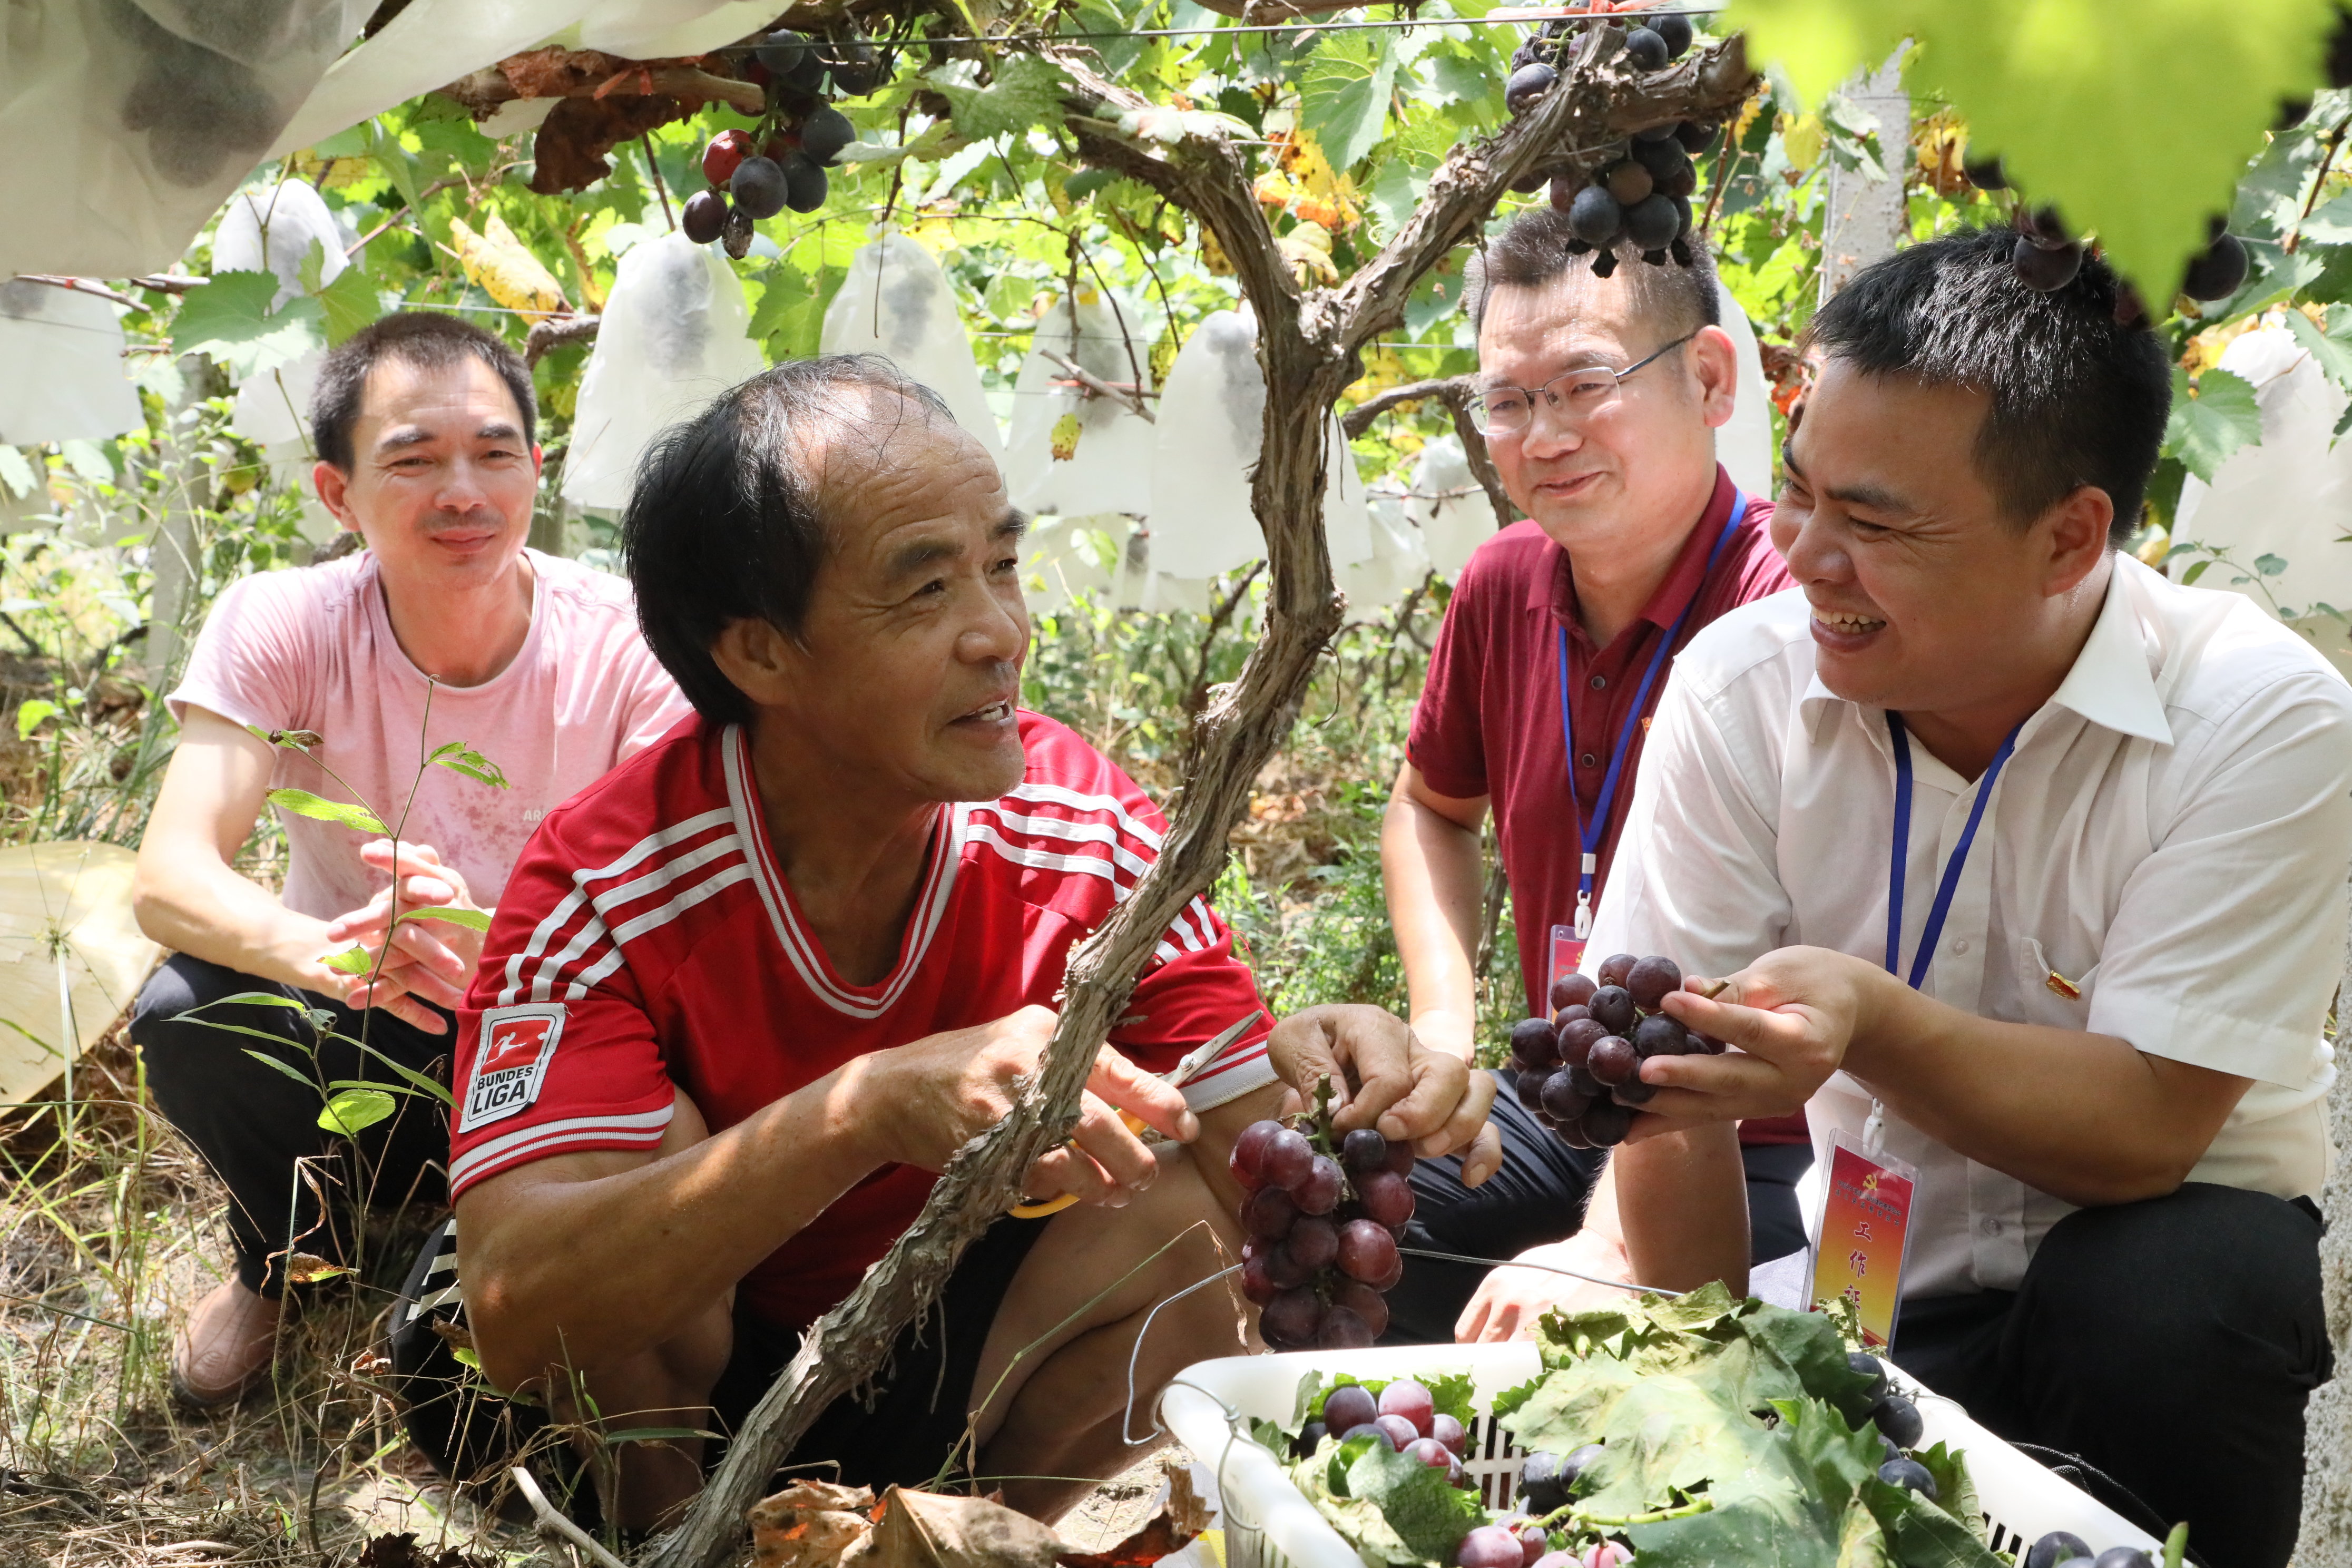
[1160,1342,2163,1568]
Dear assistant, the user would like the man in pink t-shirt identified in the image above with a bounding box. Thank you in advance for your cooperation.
[129,312,690,1407]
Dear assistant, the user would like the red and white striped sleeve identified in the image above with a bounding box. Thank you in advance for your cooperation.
[984,718,1278,1111]
[445,805,725,1197]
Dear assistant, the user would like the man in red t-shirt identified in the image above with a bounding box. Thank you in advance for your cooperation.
[420,357,1493,1532]
[1379,210,1802,1344]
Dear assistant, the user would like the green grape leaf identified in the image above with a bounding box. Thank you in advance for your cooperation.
[1292,1447,1422,1565]
[2165,366,2265,482]
[2286,305,2352,397]
[1340,1431,1488,1564]
[1856,1475,1996,1566]
[313,265,384,346]
[267,788,390,836]
[0,446,35,501]
[320,946,375,975]
[1906,1441,1984,1536]
[318,1086,396,1136]
[172,269,325,380]
[1724,0,2342,296]
[1300,31,1399,172]
[933,54,1072,142]
[1830,1496,1899,1568]
[2302,191,2352,246]
[2257,552,2290,575]
[394,906,491,932]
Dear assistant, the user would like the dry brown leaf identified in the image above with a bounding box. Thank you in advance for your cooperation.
[750,1480,878,1568]
[864,1485,1068,1568]
[1056,1463,1210,1568]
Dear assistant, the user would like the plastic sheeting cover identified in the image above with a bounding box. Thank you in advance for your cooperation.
[1320,410,1374,570]
[2173,326,2352,625]
[0,0,369,277]
[1337,489,1432,613]
[1003,293,1156,517]
[1147,310,1265,580]
[267,0,763,162]
[1715,282,1775,502]
[214,179,349,308]
[0,282,145,447]
[820,231,1008,473]
[1406,436,1492,580]
[562,231,763,512]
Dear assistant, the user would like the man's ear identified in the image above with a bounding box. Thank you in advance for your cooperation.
[709,618,801,709]
[312,460,361,534]
[2043,483,2116,597]
[1691,325,1740,432]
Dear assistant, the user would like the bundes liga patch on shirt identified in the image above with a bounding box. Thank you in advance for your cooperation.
[461,1004,567,1133]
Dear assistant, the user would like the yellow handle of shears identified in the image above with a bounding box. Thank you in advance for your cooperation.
[1005,1012,1262,1219]
[1010,1112,1148,1218]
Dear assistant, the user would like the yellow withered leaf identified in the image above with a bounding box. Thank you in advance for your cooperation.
[448,210,569,322]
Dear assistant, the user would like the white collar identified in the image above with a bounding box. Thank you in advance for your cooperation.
[1797,554,2175,750]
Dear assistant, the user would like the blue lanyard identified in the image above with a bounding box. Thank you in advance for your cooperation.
[1557,491,1748,934]
[1884,713,2023,989]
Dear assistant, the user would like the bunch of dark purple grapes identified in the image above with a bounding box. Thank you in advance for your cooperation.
[1498,14,1714,275]
[1233,1107,1417,1349]
[1507,953,1720,1149]
[1956,159,2248,316]
[682,29,880,255]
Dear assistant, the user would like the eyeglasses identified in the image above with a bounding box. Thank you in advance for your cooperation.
[1467,331,1700,436]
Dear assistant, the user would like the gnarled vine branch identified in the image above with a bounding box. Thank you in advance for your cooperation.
[645,29,1756,1568]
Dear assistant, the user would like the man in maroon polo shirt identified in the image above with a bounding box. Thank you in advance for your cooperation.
[1378,208,1802,1343]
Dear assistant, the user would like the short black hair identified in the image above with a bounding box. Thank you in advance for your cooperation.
[624,355,958,725]
[309,311,536,472]
[1805,226,2172,546]
[1466,205,1722,341]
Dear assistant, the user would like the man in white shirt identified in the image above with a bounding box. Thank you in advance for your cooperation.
[1589,228,2344,1567]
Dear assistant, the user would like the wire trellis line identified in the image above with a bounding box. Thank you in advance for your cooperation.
[714,4,1732,49]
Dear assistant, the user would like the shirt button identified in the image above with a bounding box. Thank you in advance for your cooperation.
[1978,1217,2002,1238]
[1580,752,1599,768]
[1590,674,1608,690]
[1951,938,1969,954]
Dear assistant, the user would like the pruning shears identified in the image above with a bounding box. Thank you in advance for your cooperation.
[1008,1010,1266,1219]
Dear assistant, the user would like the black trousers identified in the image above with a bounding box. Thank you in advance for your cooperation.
[1382,1067,1813,1344]
[391,1213,1049,1520]
[131,953,453,1297]
[1891,1183,2328,1568]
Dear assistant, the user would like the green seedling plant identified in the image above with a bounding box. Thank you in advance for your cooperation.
[170,679,506,1287]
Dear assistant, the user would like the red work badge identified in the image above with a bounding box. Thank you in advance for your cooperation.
[1546,924,1586,1005]
[1807,1130,1918,1350]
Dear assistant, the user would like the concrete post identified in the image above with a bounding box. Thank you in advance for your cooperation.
[1818,60,1910,302]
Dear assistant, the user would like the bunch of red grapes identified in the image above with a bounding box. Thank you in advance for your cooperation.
[1508,953,1720,1149]
[1232,1110,1417,1349]
[1298,1380,1473,1485]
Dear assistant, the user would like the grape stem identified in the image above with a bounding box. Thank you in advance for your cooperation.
[1689,977,1728,1000]
[1539,1496,1713,1529]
